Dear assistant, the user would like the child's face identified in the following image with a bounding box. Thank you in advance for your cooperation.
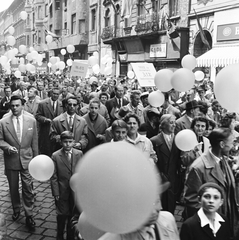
[199,188,223,214]
[61,138,74,152]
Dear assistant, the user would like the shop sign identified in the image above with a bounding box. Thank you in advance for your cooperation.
[70,61,88,77]
[131,62,156,87]
[149,43,167,58]
[217,23,239,42]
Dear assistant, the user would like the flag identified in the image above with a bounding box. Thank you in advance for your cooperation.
[167,21,179,39]
[194,9,211,50]
[121,0,137,19]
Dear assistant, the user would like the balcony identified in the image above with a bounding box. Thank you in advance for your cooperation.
[135,12,160,34]
[101,26,114,41]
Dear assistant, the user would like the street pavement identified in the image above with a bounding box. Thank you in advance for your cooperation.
[0,153,184,240]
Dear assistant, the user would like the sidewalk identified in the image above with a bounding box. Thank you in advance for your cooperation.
[0,155,184,239]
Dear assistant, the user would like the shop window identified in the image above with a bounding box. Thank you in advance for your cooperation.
[55,0,60,10]
[91,9,96,31]
[104,8,110,27]
[71,13,76,34]
[79,19,86,34]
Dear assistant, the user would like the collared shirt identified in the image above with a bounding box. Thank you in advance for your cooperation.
[66,113,75,125]
[12,114,23,142]
[197,208,224,237]
[162,132,173,143]
[208,148,221,165]
[126,134,157,164]
[51,99,57,111]
[186,114,193,123]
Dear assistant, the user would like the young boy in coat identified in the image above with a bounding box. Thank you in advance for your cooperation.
[51,131,83,240]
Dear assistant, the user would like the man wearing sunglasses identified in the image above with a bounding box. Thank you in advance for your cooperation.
[50,96,88,153]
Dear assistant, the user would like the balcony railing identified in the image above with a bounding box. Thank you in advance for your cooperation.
[135,12,162,33]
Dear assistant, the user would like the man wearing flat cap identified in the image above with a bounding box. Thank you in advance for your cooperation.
[175,100,200,135]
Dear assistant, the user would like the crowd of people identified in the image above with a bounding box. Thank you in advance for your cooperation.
[0,72,238,240]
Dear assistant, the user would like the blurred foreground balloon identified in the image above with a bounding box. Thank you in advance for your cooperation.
[175,129,198,151]
[181,54,197,70]
[29,155,54,181]
[171,68,195,92]
[127,70,135,79]
[148,90,165,107]
[77,212,105,240]
[214,64,239,112]
[194,70,205,81]
[74,142,159,234]
[154,69,173,92]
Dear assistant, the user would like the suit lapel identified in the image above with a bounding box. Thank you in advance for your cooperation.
[21,115,29,142]
[46,98,54,118]
[60,149,71,171]
[156,134,170,157]
[5,118,19,144]
[94,115,103,133]
[60,113,68,131]
[84,114,96,135]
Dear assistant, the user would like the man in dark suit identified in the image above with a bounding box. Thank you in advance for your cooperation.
[174,100,200,135]
[51,131,83,240]
[36,87,63,156]
[37,81,48,100]
[24,87,41,117]
[184,128,239,238]
[105,85,128,125]
[50,96,88,153]
[0,95,38,230]
[0,86,12,119]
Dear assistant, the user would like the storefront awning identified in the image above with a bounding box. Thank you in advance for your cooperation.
[197,45,239,67]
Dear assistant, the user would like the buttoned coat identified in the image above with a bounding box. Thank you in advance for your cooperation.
[0,114,38,170]
[51,148,82,200]
[35,98,63,156]
[50,112,88,152]
[83,113,108,151]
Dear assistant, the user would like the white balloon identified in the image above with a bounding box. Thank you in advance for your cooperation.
[15,70,21,78]
[154,69,173,92]
[175,129,198,151]
[18,64,26,72]
[148,90,165,107]
[8,26,15,35]
[194,70,205,81]
[26,53,33,61]
[20,11,28,20]
[61,49,66,55]
[127,71,135,79]
[29,47,35,52]
[104,66,112,75]
[66,59,73,66]
[11,57,18,64]
[19,57,25,64]
[37,61,43,66]
[58,61,66,70]
[56,57,61,63]
[7,50,16,60]
[92,64,100,74]
[36,54,43,62]
[50,56,57,65]
[19,45,27,54]
[0,56,8,65]
[181,55,197,70]
[7,36,16,46]
[31,51,38,60]
[26,63,32,71]
[67,45,75,54]
[48,62,52,68]
[93,51,99,58]
[46,35,53,44]
[13,48,19,55]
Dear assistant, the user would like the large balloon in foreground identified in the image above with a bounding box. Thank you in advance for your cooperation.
[214,64,239,112]
[171,68,195,92]
[148,90,165,107]
[74,142,159,234]
[154,69,173,92]
[175,129,198,151]
[77,213,105,240]
[29,155,54,181]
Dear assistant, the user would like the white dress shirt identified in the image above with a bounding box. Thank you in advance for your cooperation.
[12,114,23,142]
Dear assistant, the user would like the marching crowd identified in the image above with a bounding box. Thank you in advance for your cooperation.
[0,73,238,240]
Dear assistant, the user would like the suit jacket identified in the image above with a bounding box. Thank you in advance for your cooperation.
[35,98,63,156]
[180,213,230,240]
[105,97,128,124]
[0,114,38,170]
[50,112,88,152]
[0,96,11,119]
[83,113,108,151]
[51,148,82,200]
[24,98,41,116]
[98,211,179,240]
[12,89,28,100]
[37,90,48,100]
[175,114,191,135]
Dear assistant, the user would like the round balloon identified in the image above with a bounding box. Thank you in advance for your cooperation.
[19,45,27,54]
[67,45,75,54]
[11,57,18,64]
[26,53,33,61]
[18,64,26,72]
[20,11,28,20]
[13,48,19,55]
[92,64,100,74]
[77,213,105,240]
[29,47,35,52]
[7,36,16,46]
[74,142,159,234]
[19,57,25,64]
[7,50,16,60]
[58,61,66,70]
[171,68,195,92]
[14,70,21,78]
[47,62,52,68]
[194,70,205,81]
[181,54,197,70]
[61,49,66,55]
[50,57,57,65]
[127,71,135,79]
[46,35,53,44]
[28,155,54,181]
[148,90,165,107]
[26,63,32,71]
[37,61,43,66]
[214,64,239,112]
[66,59,73,66]
[8,26,15,35]
[104,66,112,75]
[175,129,198,151]
[93,51,99,58]
[154,69,173,92]
[88,56,98,66]
[0,56,8,65]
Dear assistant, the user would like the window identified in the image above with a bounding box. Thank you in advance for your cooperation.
[169,0,179,16]
[79,19,85,34]
[55,0,60,10]
[38,6,43,19]
[91,9,96,31]
[151,0,159,12]
[45,4,48,17]
[124,17,132,27]
[138,0,146,16]
[50,24,53,32]
[104,8,110,27]
[71,13,76,34]
[64,0,67,7]
[50,4,53,18]
[64,22,67,30]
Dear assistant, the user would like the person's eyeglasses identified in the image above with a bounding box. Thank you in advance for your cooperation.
[68,104,77,106]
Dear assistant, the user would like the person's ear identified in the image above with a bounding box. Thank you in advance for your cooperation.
[198,196,201,204]
[220,141,225,149]
[219,198,224,207]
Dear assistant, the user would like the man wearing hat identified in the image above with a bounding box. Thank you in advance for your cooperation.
[140,92,149,108]
[175,100,200,135]
[184,128,239,238]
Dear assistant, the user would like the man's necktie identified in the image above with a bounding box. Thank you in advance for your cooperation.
[66,151,71,163]
[119,98,121,108]
[16,117,21,142]
[52,101,55,112]
[69,116,73,131]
